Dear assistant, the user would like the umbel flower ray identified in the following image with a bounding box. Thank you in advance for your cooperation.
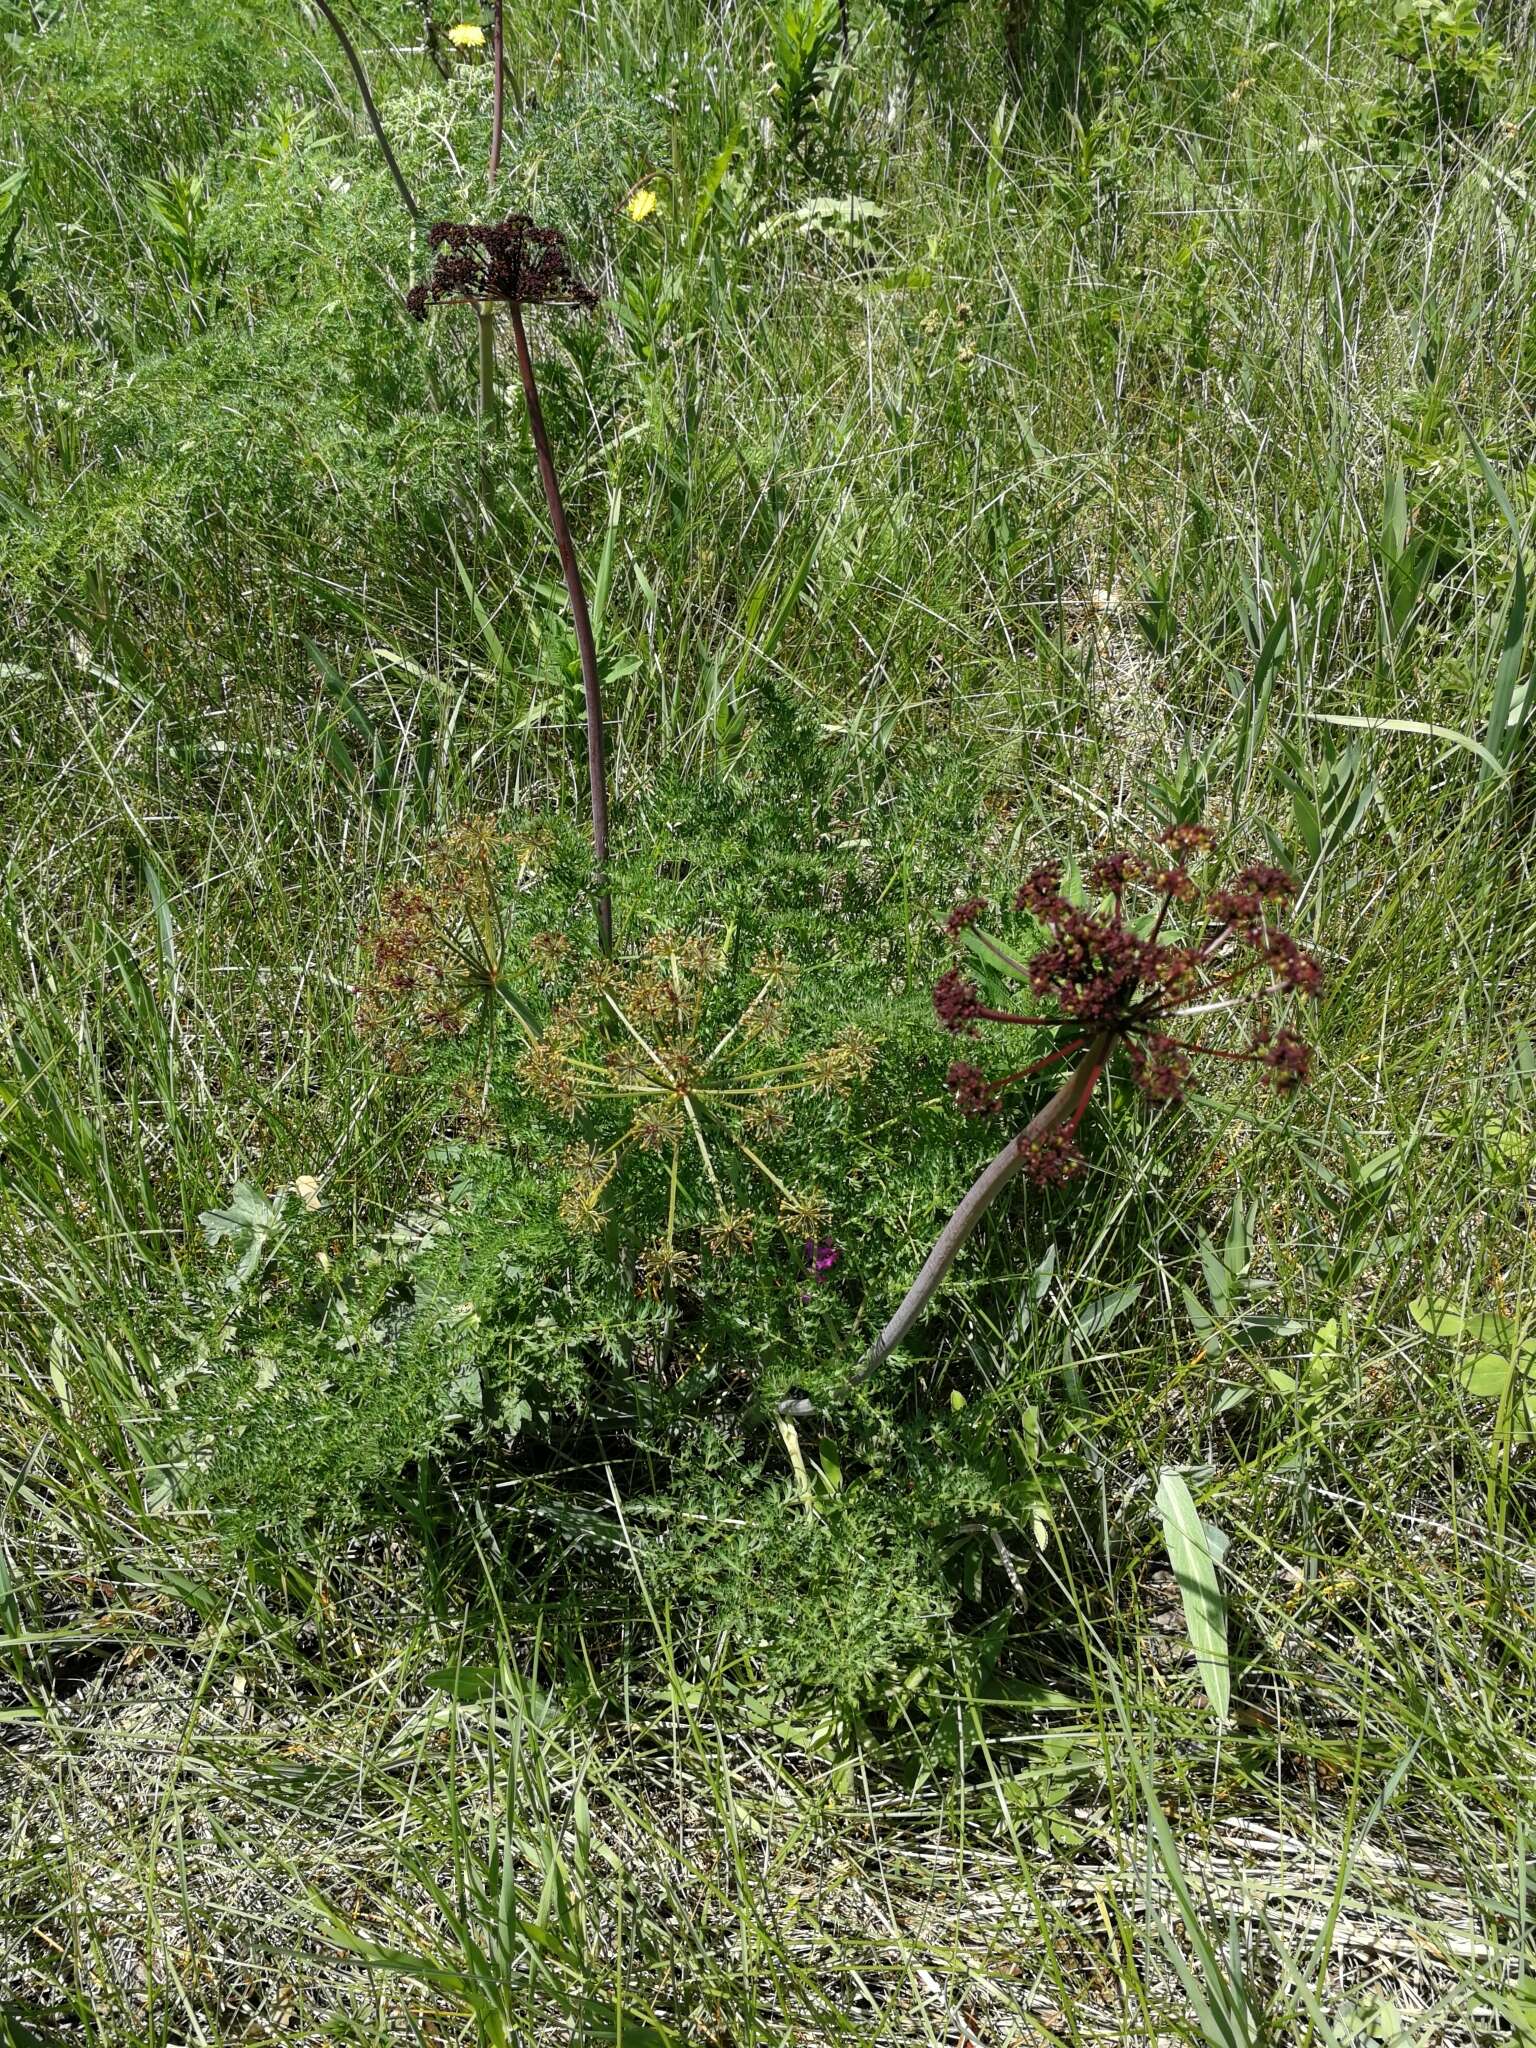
[933,825,1322,1185]
[516,938,866,1296]
[405,211,614,956]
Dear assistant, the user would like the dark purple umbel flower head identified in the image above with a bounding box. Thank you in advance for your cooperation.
[406,214,598,319]
[937,825,1323,1184]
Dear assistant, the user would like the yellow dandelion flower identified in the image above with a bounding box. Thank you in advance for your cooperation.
[448,22,486,48]
[625,187,659,224]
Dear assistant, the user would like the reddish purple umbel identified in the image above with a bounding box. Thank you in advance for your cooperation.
[936,827,1322,1184]
[405,216,597,318]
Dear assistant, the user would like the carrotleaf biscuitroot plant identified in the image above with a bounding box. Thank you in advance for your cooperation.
[845,826,1325,1383]
[183,798,1330,1702]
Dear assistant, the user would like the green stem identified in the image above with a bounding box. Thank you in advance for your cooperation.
[665,1139,680,1249]
[477,307,498,432]
[733,1138,798,1204]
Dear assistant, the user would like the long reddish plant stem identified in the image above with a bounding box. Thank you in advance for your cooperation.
[780,1034,1108,1416]
[484,48,612,951]
[312,0,419,221]
[489,0,506,177]
[508,302,614,954]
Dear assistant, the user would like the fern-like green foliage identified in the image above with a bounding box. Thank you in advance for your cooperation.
[169,1186,474,1544]
[643,1472,964,1704]
[167,750,1082,1698]
[381,776,982,1424]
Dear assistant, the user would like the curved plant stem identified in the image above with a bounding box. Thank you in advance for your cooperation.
[778,1034,1108,1416]
[860,1034,1107,1369]
[508,301,614,954]
[489,0,506,179]
[478,0,505,437]
[310,0,419,222]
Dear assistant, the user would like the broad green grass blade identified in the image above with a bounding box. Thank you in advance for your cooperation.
[1483,550,1528,787]
[1304,711,1508,780]
[1155,1469,1230,1724]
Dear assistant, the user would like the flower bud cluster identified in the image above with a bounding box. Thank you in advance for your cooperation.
[406,215,597,319]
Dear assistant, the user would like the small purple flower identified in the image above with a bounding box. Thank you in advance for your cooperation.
[804,1240,840,1277]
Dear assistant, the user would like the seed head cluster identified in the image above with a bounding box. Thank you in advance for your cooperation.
[936,826,1322,1184]
[405,215,598,320]
[514,937,865,1294]
[356,883,468,1059]
[356,818,511,1067]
